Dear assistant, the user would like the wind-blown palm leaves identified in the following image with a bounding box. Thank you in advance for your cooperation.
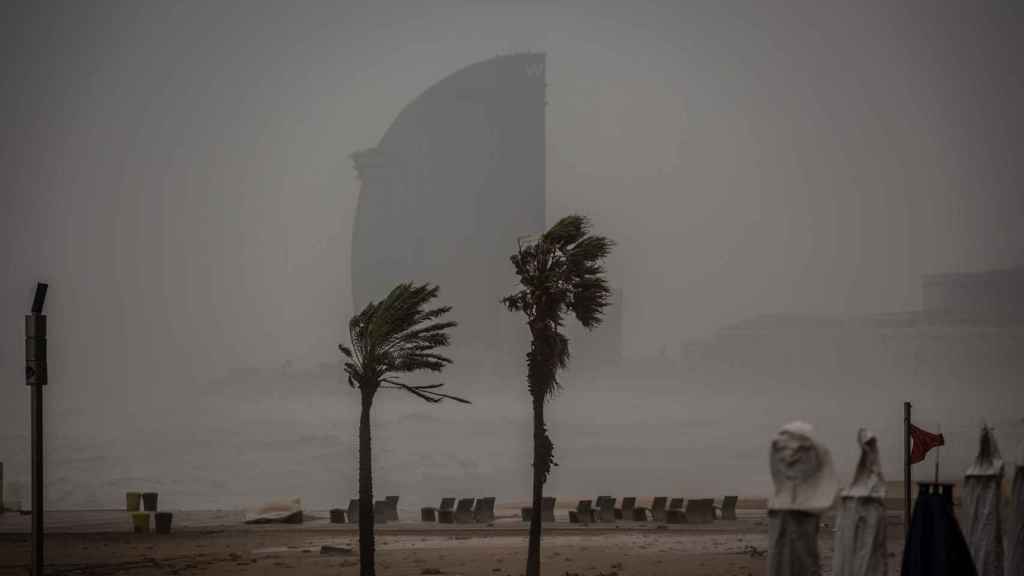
[339,282,468,576]
[503,215,614,576]
[340,282,469,403]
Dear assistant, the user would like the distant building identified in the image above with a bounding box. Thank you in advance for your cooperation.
[922,266,1024,320]
[351,54,547,371]
[677,267,1024,400]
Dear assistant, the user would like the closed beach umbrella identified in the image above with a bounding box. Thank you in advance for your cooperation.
[1008,441,1023,576]
[900,483,976,576]
[833,428,887,576]
[962,426,1004,576]
[767,421,839,576]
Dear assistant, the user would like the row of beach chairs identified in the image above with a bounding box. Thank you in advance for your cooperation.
[420,497,496,524]
[524,496,737,524]
[329,495,401,524]
[329,495,737,525]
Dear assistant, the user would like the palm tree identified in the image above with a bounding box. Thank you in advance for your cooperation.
[502,215,614,576]
[339,282,469,576]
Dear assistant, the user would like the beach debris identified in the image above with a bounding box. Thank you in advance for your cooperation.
[243,497,303,524]
[963,426,1005,576]
[767,421,837,576]
[833,428,888,576]
[420,568,443,575]
[320,544,354,556]
[744,545,765,558]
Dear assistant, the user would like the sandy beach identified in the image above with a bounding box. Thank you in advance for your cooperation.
[0,505,908,576]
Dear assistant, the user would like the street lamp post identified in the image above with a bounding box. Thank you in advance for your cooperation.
[25,282,48,575]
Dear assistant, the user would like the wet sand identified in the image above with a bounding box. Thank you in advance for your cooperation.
[0,507,907,575]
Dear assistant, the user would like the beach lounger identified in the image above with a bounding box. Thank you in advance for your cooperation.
[666,498,686,523]
[650,497,668,522]
[522,496,557,522]
[438,497,457,524]
[473,497,496,523]
[684,498,715,523]
[421,497,455,522]
[542,496,556,522]
[347,499,359,524]
[617,497,637,521]
[569,499,594,524]
[596,497,617,523]
[373,500,389,523]
[717,495,738,520]
[454,498,476,524]
[384,495,399,522]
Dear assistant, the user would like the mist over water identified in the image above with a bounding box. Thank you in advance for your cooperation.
[2,350,1021,511]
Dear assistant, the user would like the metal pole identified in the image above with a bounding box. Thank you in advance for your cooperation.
[26,282,48,576]
[904,401,911,536]
[31,379,43,573]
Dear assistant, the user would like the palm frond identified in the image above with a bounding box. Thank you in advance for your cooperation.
[380,377,472,404]
[541,214,588,249]
[339,282,466,404]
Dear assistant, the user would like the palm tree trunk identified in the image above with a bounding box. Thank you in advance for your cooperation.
[525,393,545,576]
[358,391,376,576]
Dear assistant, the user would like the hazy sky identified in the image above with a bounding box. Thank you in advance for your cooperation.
[2,1,1022,506]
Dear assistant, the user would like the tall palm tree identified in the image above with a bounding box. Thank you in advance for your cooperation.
[502,215,614,576]
[339,282,469,576]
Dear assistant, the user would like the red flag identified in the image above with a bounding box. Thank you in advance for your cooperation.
[909,423,944,464]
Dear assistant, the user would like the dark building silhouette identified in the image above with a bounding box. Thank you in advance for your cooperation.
[351,53,547,373]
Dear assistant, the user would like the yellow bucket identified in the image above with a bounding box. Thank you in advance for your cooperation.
[126,492,141,512]
[131,512,150,533]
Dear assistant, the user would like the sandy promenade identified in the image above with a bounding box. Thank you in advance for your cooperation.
[0,507,907,576]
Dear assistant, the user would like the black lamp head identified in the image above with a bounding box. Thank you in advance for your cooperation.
[31,283,48,315]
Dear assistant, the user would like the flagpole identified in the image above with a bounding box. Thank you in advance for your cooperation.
[904,401,911,536]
